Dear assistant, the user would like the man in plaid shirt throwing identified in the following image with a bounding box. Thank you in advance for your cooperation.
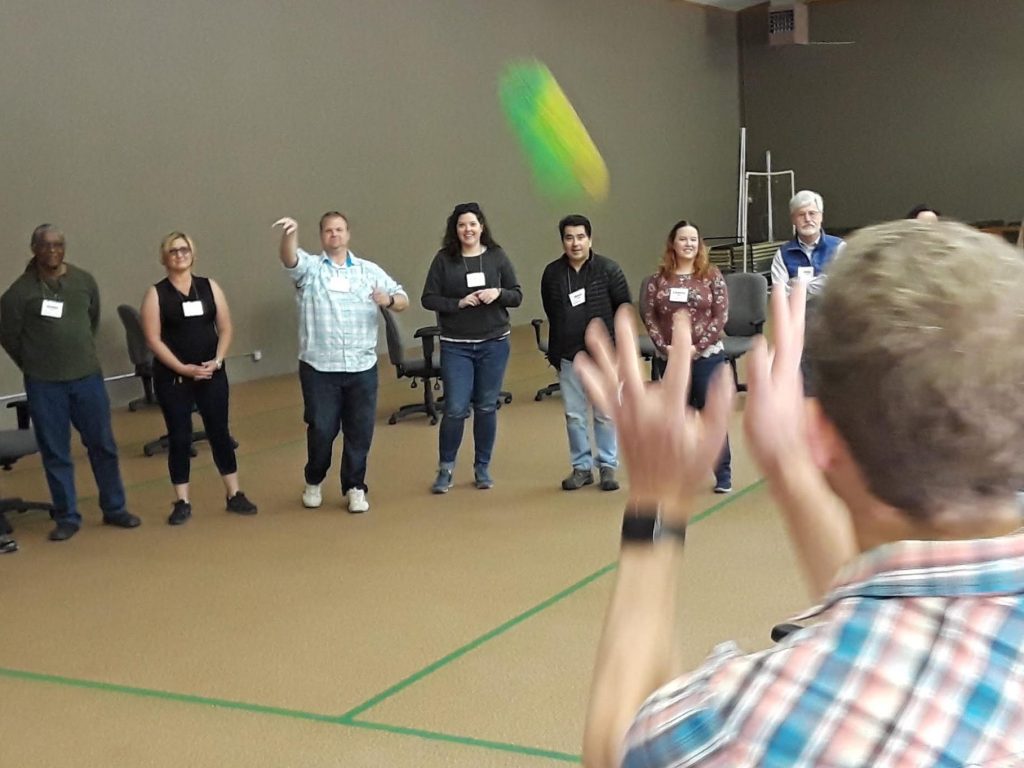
[578,220,1024,767]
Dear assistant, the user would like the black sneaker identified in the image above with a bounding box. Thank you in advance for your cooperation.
[49,522,80,541]
[226,492,258,515]
[168,500,192,526]
[103,511,141,528]
[713,481,732,494]
[0,537,18,554]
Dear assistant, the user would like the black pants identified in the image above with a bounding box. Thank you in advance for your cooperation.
[154,369,237,485]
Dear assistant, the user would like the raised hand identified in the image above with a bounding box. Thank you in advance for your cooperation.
[272,217,298,235]
[574,307,733,520]
[743,281,809,473]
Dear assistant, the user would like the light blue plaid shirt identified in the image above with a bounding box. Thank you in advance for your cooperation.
[286,248,406,373]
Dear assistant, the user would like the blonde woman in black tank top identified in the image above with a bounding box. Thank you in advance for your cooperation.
[139,232,257,525]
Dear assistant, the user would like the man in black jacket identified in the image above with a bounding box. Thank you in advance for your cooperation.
[541,215,631,491]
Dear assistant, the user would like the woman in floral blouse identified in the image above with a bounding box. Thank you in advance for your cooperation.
[641,219,732,492]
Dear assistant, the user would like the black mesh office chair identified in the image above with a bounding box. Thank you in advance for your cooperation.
[381,307,443,425]
[530,319,560,401]
[0,401,54,539]
[722,272,769,392]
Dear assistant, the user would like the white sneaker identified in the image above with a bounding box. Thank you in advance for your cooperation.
[302,483,323,508]
[347,488,369,514]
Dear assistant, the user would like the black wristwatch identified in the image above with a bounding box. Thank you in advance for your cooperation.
[621,506,687,545]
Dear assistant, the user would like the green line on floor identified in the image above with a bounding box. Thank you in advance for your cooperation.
[0,666,340,723]
[348,719,581,763]
[337,561,618,721]
[340,477,765,722]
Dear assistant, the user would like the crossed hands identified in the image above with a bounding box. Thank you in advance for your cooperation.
[459,288,500,308]
[573,282,809,524]
[181,360,220,380]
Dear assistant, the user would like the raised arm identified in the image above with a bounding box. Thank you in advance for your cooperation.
[273,217,299,268]
[576,309,734,767]
[743,282,856,599]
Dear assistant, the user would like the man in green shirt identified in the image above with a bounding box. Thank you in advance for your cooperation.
[0,224,140,541]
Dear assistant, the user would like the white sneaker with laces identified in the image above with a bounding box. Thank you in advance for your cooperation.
[302,483,323,508]
[347,488,369,514]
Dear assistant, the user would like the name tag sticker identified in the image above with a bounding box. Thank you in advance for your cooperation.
[466,272,486,288]
[568,288,587,307]
[182,300,204,317]
[669,287,689,303]
[41,299,64,318]
[328,275,351,293]
[797,266,815,281]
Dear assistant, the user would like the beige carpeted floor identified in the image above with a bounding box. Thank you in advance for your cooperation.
[0,326,808,767]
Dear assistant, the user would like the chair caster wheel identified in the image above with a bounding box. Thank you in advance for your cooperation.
[429,417,438,425]
[504,395,513,404]
[388,415,397,425]
[143,446,156,457]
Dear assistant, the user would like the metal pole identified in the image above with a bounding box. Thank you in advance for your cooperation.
[766,150,774,243]
[737,127,746,241]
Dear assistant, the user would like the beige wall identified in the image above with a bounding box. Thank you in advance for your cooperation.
[0,0,740,404]
[739,0,1024,230]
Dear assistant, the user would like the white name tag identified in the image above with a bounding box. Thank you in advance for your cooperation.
[797,266,815,281]
[669,287,689,303]
[182,300,204,317]
[466,271,486,288]
[41,299,64,318]
[328,275,351,293]
[568,288,587,307]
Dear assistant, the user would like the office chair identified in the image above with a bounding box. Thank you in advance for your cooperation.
[722,272,769,392]
[381,307,443,425]
[0,404,54,537]
[530,319,560,401]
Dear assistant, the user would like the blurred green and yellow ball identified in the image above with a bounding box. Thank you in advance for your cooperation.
[499,60,609,202]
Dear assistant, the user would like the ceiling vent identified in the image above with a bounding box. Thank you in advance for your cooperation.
[768,2,809,46]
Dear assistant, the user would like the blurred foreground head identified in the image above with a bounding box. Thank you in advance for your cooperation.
[808,220,1024,519]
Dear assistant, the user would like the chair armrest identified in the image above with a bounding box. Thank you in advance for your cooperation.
[414,326,441,363]
[6,400,30,430]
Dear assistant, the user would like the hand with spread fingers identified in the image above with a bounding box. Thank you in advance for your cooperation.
[743,281,809,471]
[574,306,733,519]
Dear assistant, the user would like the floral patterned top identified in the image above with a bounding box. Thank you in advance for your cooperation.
[641,269,728,358]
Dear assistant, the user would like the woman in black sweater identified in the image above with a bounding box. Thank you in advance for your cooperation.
[421,203,522,493]
[140,232,256,524]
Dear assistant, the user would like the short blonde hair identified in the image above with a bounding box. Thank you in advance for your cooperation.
[159,231,196,264]
[808,220,1024,518]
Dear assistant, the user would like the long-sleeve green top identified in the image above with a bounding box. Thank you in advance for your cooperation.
[0,262,103,381]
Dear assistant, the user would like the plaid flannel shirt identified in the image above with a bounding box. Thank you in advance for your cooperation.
[622,532,1024,767]
[286,249,405,373]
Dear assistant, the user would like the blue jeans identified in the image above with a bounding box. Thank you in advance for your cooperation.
[25,373,127,527]
[651,353,732,485]
[299,362,378,493]
[559,358,617,470]
[438,337,511,468]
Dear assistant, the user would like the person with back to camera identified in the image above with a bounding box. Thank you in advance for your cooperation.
[579,220,1024,767]
[640,220,731,493]
[906,204,941,222]
[421,202,522,494]
[140,231,257,525]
